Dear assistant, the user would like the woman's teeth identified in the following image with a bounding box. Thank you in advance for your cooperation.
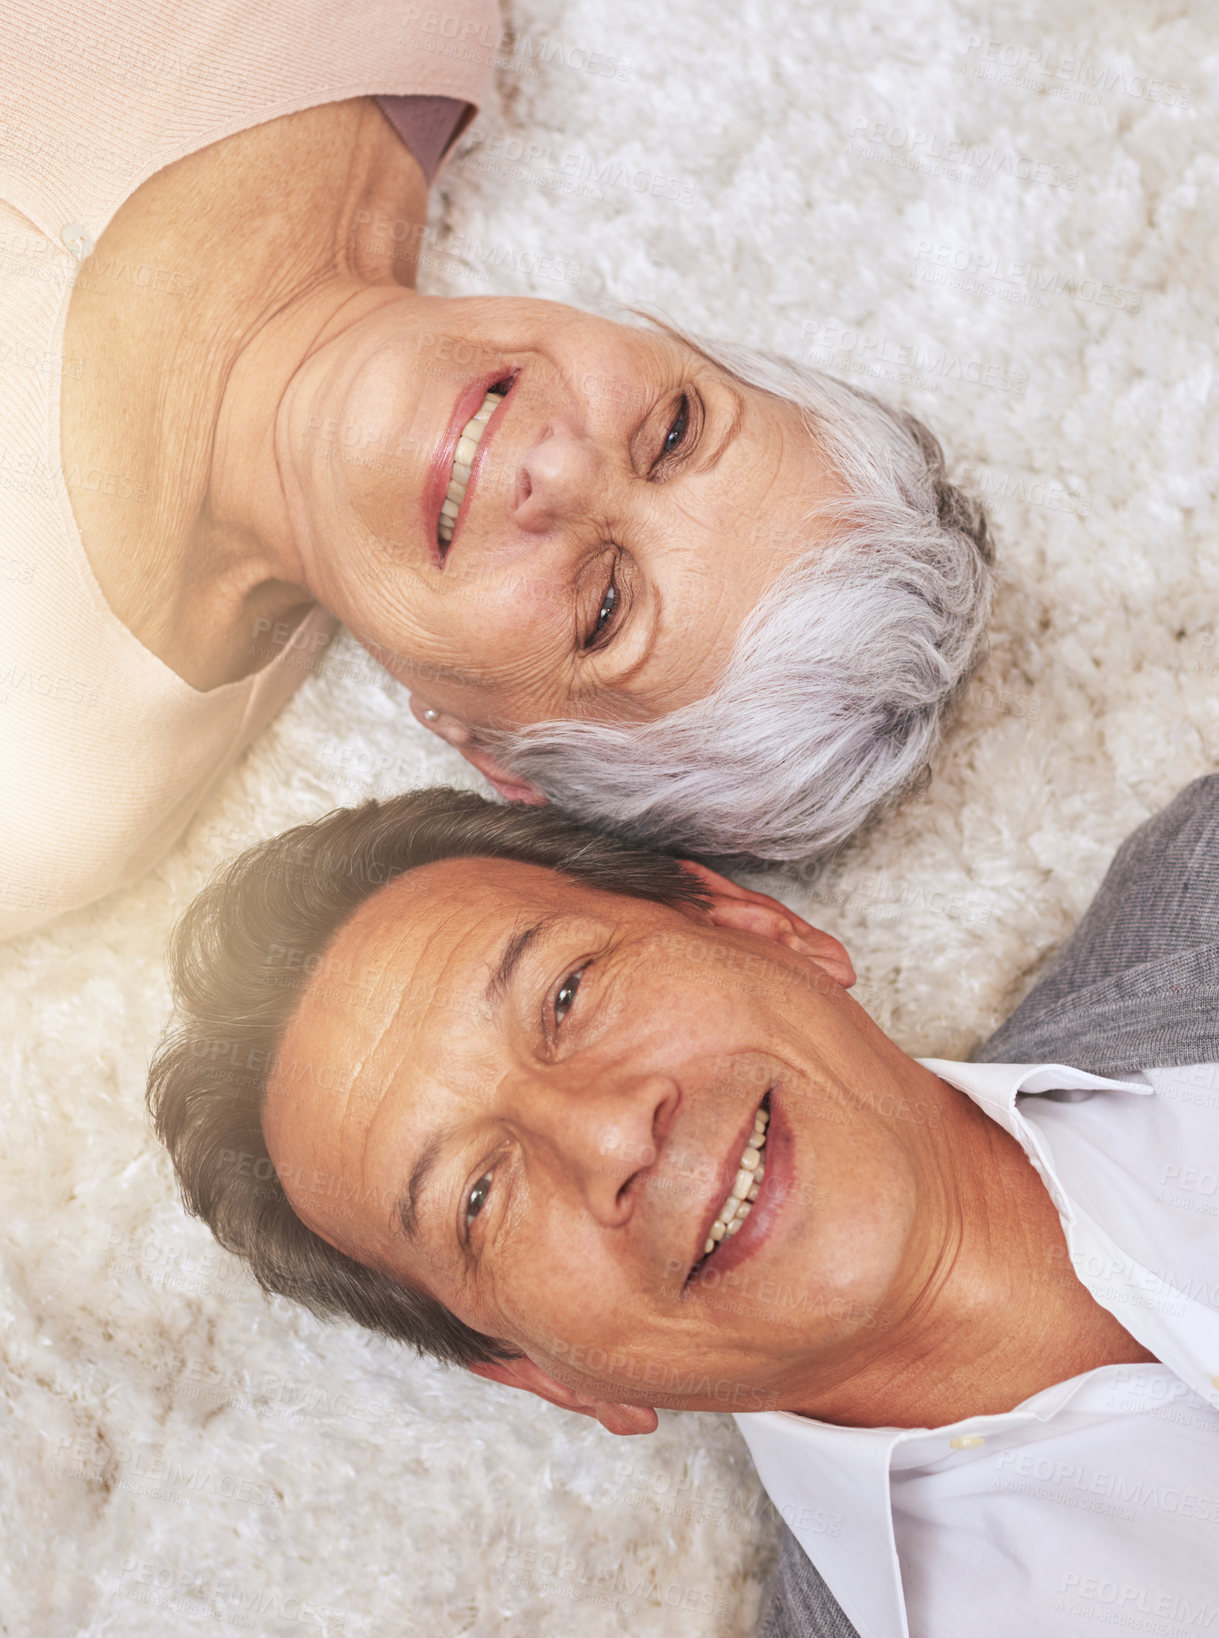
[702,1102,769,1258]
[438,387,506,546]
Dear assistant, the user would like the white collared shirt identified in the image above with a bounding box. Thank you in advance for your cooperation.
[734,1060,1219,1638]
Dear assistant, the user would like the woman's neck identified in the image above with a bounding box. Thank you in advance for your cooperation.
[61,99,428,690]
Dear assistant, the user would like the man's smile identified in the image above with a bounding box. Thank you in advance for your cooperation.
[683,1088,798,1292]
[685,1091,770,1282]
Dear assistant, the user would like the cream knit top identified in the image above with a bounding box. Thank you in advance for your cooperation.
[0,0,498,939]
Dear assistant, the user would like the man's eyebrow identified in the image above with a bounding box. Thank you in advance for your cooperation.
[393,919,561,1248]
[484,914,558,1007]
[395,1128,447,1245]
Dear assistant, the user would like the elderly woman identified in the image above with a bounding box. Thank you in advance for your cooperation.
[0,0,992,941]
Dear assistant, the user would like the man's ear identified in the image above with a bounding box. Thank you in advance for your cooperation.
[468,1358,659,1436]
[409,697,547,806]
[679,861,856,989]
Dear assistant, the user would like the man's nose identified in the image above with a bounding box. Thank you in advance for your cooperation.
[519,1066,679,1226]
[511,420,600,534]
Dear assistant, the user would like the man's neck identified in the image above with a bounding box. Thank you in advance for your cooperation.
[785,1075,1154,1429]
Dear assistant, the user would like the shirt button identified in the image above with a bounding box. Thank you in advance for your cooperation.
[950,1435,986,1450]
[61,224,94,259]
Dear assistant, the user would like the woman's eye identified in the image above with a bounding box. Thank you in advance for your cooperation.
[661,394,689,458]
[595,581,617,636]
[555,969,583,1025]
[466,1173,493,1227]
[583,570,619,650]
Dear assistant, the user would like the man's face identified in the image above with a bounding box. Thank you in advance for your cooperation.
[263,859,932,1420]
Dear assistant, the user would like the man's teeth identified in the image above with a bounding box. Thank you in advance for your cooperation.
[438,387,506,546]
[702,1103,769,1258]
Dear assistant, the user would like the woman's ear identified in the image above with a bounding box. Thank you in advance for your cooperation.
[679,861,856,989]
[409,697,547,805]
[468,1358,659,1436]
[456,742,548,806]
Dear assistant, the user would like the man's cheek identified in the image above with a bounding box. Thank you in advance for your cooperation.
[503,1224,613,1335]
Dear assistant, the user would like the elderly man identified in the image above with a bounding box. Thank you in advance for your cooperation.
[150,777,1219,1638]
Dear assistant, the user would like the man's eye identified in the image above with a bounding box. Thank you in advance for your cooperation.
[466,1173,493,1227]
[661,394,689,458]
[555,969,583,1025]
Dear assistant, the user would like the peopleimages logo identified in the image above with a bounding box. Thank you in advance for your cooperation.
[849,117,1079,190]
[956,462,1092,519]
[497,31,633,82]
[457,134,698,207]
[1058,1572,1218,1628]
[802,318,1029,397]
[997,1449,1219,1519]
[958,35,1193,110]
[912,240,1142,313]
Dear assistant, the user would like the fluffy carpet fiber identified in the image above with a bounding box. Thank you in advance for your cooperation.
[2,0,1215,1633]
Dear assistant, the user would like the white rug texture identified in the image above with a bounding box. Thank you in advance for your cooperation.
[2,0,1217,1634]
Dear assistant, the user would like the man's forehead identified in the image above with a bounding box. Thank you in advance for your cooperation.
[341,854,582,969]
[264,858,568,1211]
[284,854,628,1067]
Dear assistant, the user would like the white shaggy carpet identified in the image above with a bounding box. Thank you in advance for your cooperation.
[3,1,1216,1634]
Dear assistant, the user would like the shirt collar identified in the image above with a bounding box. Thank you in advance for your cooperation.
[734,1058,1154,1638]
[917,1058,1153,1137]
[733,1412,908,1638]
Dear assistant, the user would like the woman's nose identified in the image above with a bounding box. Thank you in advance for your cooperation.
[511,420,600,534]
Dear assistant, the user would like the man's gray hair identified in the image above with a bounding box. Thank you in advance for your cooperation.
[484,332,995,867]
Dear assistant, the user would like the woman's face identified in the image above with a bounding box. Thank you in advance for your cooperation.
[279,297,839,729]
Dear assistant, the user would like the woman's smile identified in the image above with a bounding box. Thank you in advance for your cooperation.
[428,370,517,563]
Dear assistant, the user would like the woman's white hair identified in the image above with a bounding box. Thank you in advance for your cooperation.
[483,329,995,867]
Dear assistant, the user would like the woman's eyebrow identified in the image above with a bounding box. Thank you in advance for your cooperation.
[703,382,745,468]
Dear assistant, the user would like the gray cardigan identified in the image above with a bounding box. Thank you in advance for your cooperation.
[757,774,1219,1638]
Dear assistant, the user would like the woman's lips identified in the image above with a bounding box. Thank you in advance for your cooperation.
[689,1091,793,1286]
[424,369,517,568]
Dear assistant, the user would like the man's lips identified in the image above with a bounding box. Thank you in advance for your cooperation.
[424,369,517,568]
[686,1090,791,1287]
